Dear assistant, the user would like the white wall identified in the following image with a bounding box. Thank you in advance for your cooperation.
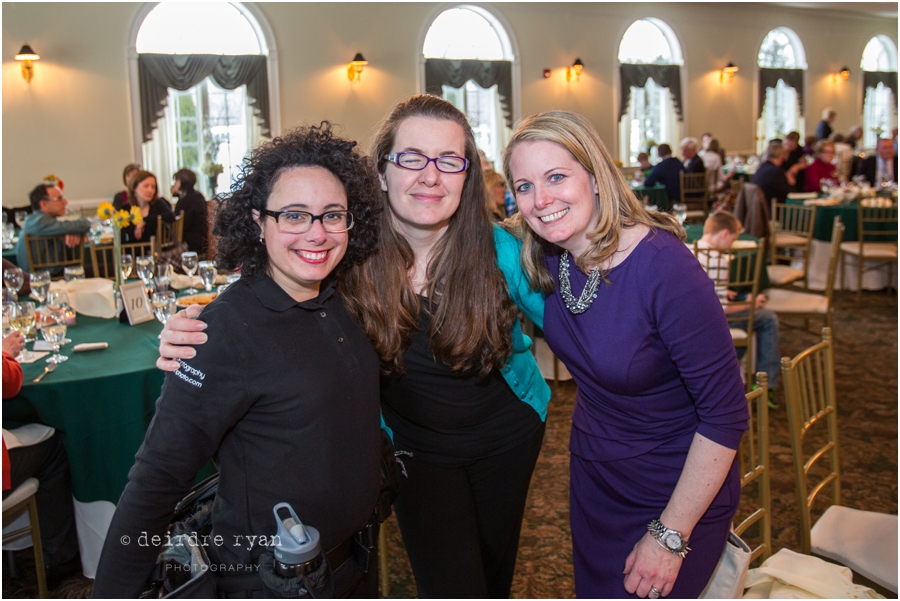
[3,2,896,207]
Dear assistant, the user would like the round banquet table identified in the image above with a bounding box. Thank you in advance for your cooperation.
[631,183,670,211]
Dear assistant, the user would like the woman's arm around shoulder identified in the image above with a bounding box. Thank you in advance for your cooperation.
[493,224,545,328]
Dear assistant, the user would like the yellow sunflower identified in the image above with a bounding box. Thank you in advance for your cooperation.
[97,202,115,220]
[129,205,143,225]
[113,209,132,229]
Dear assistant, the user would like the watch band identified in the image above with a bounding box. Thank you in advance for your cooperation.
[647,519,691,558]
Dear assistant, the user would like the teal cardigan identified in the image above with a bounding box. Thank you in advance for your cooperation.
[493,224,551,421]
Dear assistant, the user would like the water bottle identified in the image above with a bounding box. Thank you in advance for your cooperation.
[272,503,325,579]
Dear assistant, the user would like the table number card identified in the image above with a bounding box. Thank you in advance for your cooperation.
[120,281,153,325]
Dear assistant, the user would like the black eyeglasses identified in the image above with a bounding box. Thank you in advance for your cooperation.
[262,209,354,234]
[385,152,468,174]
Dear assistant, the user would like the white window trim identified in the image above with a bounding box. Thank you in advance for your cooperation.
[126,2,280,162]
[752,27,808,155]
[416,3,521,126]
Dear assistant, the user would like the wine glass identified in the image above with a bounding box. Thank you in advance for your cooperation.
[87,218,105,246]
[3,266,24,297]
[181,252,199,294]
[14,210,28,228]
[12,301,37,343]
[198,261,217,292]
[40,314,68,364]
[46,290,72,343]
[2,301,15,338]
[2,223,14,250]
[820,179,832,196]
[672,203,688,226]
[30,270,50,306]
[64,265,85,282]
[155,263,171,294]
[151,291,177,324]
[121,254,134,281]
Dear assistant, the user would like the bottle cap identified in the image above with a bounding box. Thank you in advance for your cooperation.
[272,502,322,565]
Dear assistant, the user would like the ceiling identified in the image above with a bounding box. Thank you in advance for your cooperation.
[768,2,898,19]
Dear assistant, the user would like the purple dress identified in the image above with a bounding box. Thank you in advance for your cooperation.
[543,229,749,598]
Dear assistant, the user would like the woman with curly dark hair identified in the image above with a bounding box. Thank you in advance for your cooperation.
[93,123,385,598]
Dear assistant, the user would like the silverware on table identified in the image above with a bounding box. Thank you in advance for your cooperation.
[33,362,57,383]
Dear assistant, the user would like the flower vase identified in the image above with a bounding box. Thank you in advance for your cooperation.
[112,224,127,322]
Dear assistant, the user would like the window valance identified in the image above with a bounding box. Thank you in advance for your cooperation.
[862,71,898,111]
[757,68,805,118]
[424,59,513,129]
[138,54,270,141]
[618,64,684,122]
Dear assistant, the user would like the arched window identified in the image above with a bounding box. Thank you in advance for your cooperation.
[133,2,272,198]
[757,28,807,153]
[860,35,898,148]
[617,19,684,165]
[422,6,514,170]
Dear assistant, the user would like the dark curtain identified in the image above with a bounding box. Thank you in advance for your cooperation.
[139,54,270,142]
[757,68,805,118]
[424,59,513,129]
[862,71,898,111]
[618,64,683,122]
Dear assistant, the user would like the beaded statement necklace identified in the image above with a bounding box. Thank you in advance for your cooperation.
[558,250,601,315]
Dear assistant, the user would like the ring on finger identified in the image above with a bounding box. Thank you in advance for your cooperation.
[650,586,662,597]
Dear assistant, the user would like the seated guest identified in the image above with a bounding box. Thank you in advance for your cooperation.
[644,143,685,203]
[699,137,733,194]
[846,125,863,150]
[815,107,836,141]
[121,170,174,244]
[170,169,208,256]
[802,134,818,156]
[636,152,653,175]
[113,163,141,210]
[830,133,854,182]
[697,212,781,407]
[857,138,897,186]
[3,331,81,588]
[803,140,839,193]
[781,132,806,191]
[14,183,90,273]
[681,137,705,173]
[754,141,802,204]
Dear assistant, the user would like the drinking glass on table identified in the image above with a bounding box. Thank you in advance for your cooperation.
[11,301,36,343]
[2,223,15,249]
[46,290,72,343]
[3,266,24,298]
[30,270,50,306]
[121,254,134,281]
[672,203,688,226]
[181,252,199,294]
[40,313,68,364]
[64,265,85,282]
[87,218,105,246]
[198,261,217,292]
[14,210,28,228]
[151,291,177,325]
[2,301,17,337]
[136,255,155,291]
[155,263,170,294]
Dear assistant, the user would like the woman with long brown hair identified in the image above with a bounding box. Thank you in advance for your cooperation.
[120,170,174,243]
[157,95,550,598]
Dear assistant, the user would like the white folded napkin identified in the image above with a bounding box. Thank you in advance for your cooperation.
[787,192,818,200]
[15,350,50,364]
[73,342,108,352]
[168,271,227,290]
[49,278,116,319]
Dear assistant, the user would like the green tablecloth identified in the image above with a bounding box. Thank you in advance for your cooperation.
[632,183,670,211]
[785,199,898,243]
[4,315,165,504]
[684,224,771,291]
[3,248,17,265]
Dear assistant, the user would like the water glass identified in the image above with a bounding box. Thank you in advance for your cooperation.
[64,265,85,282]
[121,254,134,280]
[40,314,68,363]
[2,301,15,337]
[88,219,105,245]
[672,203,688,226]
[155,263,171,293]
[151,291,177,325]
[136,255,154,287]
[3,267,24,296]
[198,261,217,292]
[2,223,14,249]
[30,271,50,306]
[181,252,199,294]
[14,210,28,228]
[46,290,72,343]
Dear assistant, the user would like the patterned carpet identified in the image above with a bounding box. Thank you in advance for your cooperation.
[3,289,896,599]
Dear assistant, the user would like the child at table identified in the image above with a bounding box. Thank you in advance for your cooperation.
[697,212,781,407]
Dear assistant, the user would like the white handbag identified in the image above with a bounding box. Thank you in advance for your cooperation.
[700,531,752,598]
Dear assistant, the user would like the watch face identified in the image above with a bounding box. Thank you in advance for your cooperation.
[664,532,682,550]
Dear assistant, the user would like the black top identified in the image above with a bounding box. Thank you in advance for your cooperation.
[753,160,793,204]
[120,198,175,244]
[815,120,833,141]
[174,189,209,256]
[92,275,382,598]
[381,299,543,466]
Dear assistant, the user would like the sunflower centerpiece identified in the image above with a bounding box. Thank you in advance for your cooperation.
[96,202,143,297]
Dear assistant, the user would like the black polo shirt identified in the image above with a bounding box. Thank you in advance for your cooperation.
[93,274,381,598]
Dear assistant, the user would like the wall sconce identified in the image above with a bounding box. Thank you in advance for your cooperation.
[347,52,367,83]
[566,58,584,83]
[14,43,40,83]
[720,62,738,82]
[839,66,850,81]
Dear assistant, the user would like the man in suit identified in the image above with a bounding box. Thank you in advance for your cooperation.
[680,137,705,174]
[754,141,802,204]
[857,138,897,186]
[644,143,685,204]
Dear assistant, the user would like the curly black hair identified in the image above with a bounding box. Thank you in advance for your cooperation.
[213,122,382,280]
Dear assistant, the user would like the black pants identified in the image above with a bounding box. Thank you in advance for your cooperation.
[3,431,79,567]
[393,424,545,598]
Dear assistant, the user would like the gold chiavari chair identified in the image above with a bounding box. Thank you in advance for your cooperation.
[90,237,156,279]
[839,203,898,301]
[768,203,816,289]
[734,372,771,565]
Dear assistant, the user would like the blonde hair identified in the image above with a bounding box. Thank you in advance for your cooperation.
[501,110,683,292]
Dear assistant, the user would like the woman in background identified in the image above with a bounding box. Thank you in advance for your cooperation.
[121,170,174,243]
[504,111,748,598]
[112,163,141,210]
[170,168,209,256]
[803,140,839,193]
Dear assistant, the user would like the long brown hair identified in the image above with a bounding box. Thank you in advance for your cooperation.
[127,170,160,206]
[339,94,517,376]
[502,110,684,293]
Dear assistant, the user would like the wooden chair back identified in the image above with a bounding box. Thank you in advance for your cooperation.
[157,213,184,252]
[770,203,817,288]
[735,372,772,565]
[858,203,898,249]
[90,237,156,280]
[680,172,710,219]
[781,327,839,555]
[23,234,85,276]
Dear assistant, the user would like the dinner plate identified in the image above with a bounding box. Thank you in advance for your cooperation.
[175,292,218,307]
